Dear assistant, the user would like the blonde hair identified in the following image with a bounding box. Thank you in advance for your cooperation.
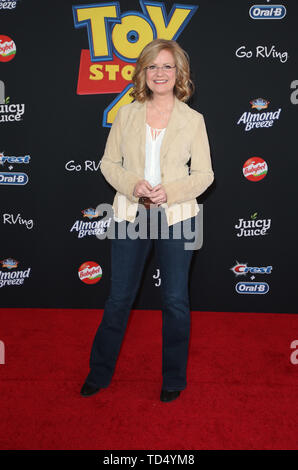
[130,39,194,103]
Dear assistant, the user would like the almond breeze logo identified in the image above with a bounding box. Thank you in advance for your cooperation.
[249,5,286,20]
[0,1,18,9]
[0,258,31,288]
[70,208,112,238]
[237,98,281,131]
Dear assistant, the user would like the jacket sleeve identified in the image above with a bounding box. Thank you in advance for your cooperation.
[162,114,214,207]
[100,107,140,203]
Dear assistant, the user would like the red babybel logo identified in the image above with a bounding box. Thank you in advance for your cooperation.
[243,157,268,181]
[0,35,16,62]
[78,261,102,284]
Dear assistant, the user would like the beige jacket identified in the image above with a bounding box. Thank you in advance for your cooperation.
[100,96,214,226]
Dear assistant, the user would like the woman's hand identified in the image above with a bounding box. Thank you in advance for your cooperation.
[133,180,153,198]
[148,184,167,205]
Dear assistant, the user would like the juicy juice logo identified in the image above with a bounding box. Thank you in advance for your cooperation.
[235,212,271,237]
[72,1,198,126]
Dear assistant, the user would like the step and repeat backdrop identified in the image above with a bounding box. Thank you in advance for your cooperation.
[1,0,297,312]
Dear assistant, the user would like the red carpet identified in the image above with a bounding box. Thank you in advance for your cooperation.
[0,308,297,450]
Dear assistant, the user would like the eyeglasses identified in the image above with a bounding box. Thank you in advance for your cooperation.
[145,65,176,72]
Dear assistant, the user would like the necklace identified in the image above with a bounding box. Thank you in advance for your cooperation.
[150,100,174,117]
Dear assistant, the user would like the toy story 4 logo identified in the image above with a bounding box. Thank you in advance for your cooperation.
[72,1,198,127]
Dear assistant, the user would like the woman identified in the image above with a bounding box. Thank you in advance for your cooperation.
[81,39,214,402]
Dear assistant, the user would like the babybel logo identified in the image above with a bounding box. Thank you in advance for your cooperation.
[249,5,286,20]
[0,35,16,62]
[243,157,268,182]
[78,261,102,284]
[72,1,198,126]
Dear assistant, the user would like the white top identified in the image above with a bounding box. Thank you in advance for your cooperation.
[144,123,165,187]
[114,124,166,222]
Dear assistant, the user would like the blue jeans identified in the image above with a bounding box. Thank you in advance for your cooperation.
[86,207,196,390]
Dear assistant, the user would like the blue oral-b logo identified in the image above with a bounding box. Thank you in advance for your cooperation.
[0,172,28,185]
[249,5,286,19]
[236,282,269,294]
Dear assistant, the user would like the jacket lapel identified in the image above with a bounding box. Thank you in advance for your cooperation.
[131,101,146,169]
[159,97,189,160]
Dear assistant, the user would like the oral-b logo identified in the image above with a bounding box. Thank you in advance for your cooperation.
[0,172,28,185]
[249,5,286,20]
[236,282,269,294]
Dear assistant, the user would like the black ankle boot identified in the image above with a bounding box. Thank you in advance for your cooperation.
[80,381,101,397]
[160,389,181,402]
